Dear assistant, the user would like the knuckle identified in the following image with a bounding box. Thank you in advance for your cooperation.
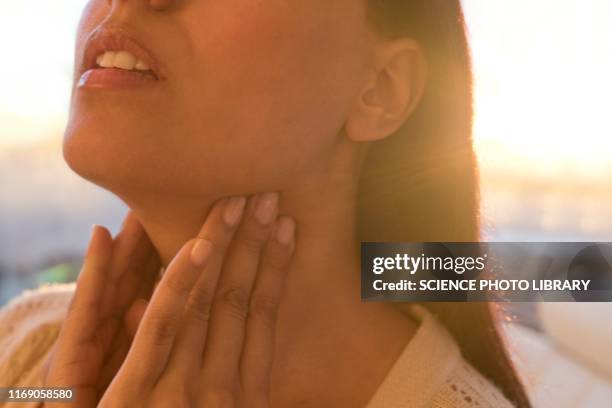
[249,295,279,327]
[163,272,191,296]
[185,289,214,323]
[219,287,250,320]
[262,246,291,272]
[147,314,179,346]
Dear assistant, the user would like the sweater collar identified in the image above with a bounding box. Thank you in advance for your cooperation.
[366,305,462,408]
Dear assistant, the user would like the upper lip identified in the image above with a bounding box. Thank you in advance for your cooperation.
[82,25,166,80]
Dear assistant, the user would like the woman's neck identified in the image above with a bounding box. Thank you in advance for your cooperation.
[121,175,417,407]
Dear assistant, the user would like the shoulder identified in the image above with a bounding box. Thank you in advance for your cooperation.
[367,305,515,408]
[0,283,75,342]
[0,283,75,388]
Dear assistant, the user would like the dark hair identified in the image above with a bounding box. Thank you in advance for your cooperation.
[359,1,531,406]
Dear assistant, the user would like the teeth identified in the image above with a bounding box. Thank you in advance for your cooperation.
[114,51,137,70]
[95,51,151,72]
[99,51,116,68]
[135,60,150,70]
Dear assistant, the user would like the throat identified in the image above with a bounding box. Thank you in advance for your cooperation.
[270,277,419,408]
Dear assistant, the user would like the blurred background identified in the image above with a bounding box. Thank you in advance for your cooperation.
[0,1,611,406]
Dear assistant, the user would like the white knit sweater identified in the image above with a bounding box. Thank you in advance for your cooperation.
[0,284,515,408]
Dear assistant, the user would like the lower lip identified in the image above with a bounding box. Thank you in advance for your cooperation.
[78,68,157,88]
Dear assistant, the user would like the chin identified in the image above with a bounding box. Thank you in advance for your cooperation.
[62,120,141,196]
[64,124,106,182]
[63,121,218,199]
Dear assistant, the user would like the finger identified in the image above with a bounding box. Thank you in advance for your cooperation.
[115,251,161,313]
[61,225,113,341]
[96,256,161,389]
[125,299,149,339]
[109,211,146,283]
[101,211,157,319]
[98,328,131,394]
[94,214,159,376]
[98,260,157,358]
[96,296,149,393]
[116,237,213,389]
[168,196,247,375]
[201,192,279,389]
[97,297,147,390]
[240,217,295,400]
[47,226,112,395]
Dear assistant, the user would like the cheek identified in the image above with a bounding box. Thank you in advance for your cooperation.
[64,1,370,195]
[176,3,369,174]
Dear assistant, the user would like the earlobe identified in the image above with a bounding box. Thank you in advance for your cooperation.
[345,39,427,143]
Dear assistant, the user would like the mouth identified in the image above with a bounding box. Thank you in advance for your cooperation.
[78,26,165,88]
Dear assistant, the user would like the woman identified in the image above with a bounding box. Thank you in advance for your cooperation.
[0,0,530,406]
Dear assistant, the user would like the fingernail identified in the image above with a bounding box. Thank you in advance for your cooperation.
[275,217,295,245]
[223,196,247,227]
[190,239,213,268]
[254,192,279,225]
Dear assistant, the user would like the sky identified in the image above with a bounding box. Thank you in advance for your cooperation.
[0,0,611,181]
[462,0,612,181]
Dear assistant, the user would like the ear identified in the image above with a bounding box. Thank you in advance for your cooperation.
[346,38,427,142]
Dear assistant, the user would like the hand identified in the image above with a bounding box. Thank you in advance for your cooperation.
[43,212,161,407]
[98,193,296,408]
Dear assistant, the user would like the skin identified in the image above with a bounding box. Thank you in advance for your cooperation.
[46,196,297,407]
[53,0,429,406]
[43,212,160,406]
